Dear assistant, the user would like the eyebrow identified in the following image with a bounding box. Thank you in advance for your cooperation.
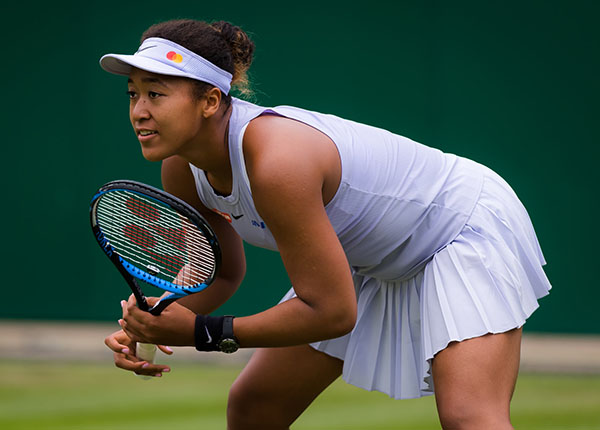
[127,77,170,87]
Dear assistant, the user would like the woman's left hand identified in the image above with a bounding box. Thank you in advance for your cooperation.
[119,294,196,347]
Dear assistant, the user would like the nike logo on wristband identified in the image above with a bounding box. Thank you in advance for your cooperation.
[232,214,244,220]
[204,326,212,343]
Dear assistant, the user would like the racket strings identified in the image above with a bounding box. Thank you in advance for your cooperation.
[97,205,213,264]
[97,211,214,285]
[102,209,214,269]
[96,192,216,287]
[97,213,214,285]
[101,220,214,277]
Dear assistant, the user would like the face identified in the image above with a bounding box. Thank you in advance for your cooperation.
[127,68,205,162]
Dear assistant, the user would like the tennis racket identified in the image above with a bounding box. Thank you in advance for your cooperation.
[90,180,221,376]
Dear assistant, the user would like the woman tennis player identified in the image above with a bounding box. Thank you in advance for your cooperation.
[101,19,551,429]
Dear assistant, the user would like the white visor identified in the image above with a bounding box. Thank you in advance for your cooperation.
[100,37,233,94]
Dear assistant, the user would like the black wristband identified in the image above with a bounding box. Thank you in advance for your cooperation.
[194,315,224,352]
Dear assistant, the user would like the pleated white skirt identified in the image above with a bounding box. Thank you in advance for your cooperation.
[280,165,551,400]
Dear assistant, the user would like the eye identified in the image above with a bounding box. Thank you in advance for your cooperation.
[126,90,137,99]
[148,91,162,99]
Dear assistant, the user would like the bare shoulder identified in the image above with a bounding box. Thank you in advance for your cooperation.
[243,114,335,164]
[242,114,340,207]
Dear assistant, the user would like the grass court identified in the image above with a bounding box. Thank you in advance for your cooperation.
[1,360,599,429]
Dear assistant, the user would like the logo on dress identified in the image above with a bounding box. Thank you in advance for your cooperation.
[211,208,232,223]
[251,220,266,229]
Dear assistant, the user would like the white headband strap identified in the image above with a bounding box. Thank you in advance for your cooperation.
[100,37,233,94]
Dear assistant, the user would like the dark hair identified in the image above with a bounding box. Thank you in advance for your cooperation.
[141,19,255,103]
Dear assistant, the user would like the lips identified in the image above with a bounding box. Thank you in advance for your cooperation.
[136,129,158,142]
[138,129,157,136]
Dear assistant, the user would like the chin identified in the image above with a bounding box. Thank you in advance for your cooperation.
[140,148,169,163]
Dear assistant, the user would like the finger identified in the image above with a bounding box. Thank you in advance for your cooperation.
[105,329,134,354]
[121,300,129,318]
[127,358,171,377]
[127,294,140,312]
[113,350,170,376]
[119,319,143,343]
[122,297,148,332]
[135,361,171,377]
[126,295,151,324]
[146,296,161,306]
[121,300,139,327]
[157,345,174,355]
[105,337,130,354]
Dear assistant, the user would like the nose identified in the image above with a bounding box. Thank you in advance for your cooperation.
[130,98,151,123]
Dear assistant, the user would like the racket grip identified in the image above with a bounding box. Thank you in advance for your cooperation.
[136,342,157,380]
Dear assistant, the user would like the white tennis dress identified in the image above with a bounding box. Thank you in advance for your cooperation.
[189,98,551,399]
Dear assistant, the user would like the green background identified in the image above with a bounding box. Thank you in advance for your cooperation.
[2,0,597,333]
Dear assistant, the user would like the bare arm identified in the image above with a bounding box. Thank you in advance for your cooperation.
[106,156,246,369]
[161,155,246,315]
[233,115,357,347]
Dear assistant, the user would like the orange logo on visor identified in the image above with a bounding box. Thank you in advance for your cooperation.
[166,51,183,63]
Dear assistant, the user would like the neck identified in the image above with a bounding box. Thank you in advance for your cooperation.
[184,103,234,195]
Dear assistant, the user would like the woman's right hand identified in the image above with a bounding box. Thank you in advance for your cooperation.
[104,329,173,378]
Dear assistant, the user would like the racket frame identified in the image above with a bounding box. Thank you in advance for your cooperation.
[90,180,221,315]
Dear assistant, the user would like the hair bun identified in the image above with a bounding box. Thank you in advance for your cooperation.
[211,21,255,96]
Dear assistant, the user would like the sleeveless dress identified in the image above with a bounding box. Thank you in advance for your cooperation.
[189,98,551,399]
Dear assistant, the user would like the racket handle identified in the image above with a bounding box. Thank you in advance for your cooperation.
[136,342,157,380]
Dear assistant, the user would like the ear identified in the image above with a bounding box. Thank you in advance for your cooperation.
[201,87,223,118]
